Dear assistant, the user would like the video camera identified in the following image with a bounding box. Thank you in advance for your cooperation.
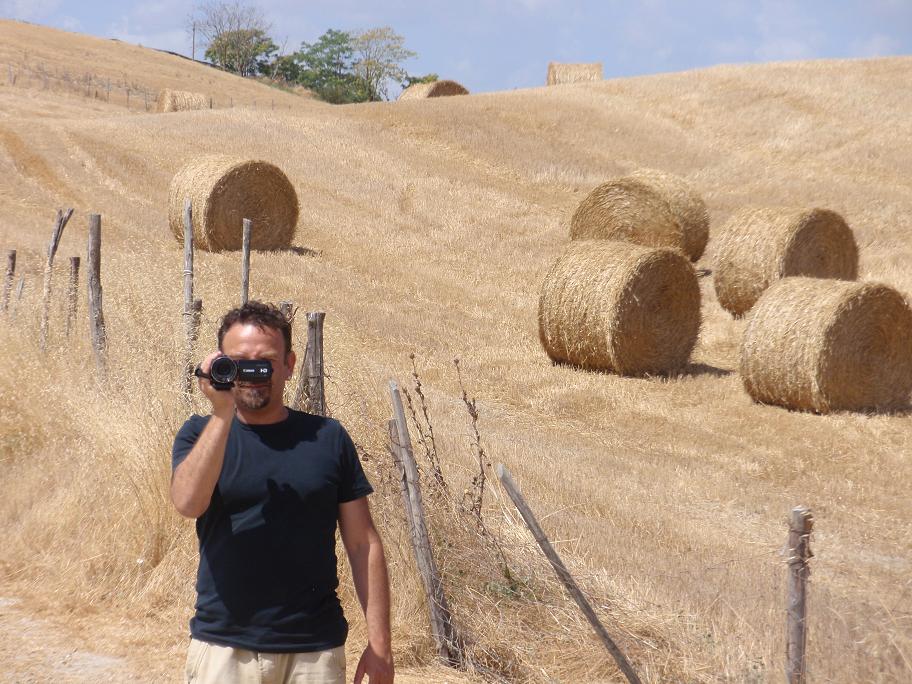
[194,356,273,391]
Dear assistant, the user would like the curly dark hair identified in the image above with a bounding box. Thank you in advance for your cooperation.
[217,301,292,356]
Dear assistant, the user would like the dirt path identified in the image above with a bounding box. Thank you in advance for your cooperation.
[0,593,475,683]
[0,596,137,683]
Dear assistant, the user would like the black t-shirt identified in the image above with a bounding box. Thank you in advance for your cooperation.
[171,409,373,653]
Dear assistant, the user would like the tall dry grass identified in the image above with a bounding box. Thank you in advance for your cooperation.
[0,27,910,683]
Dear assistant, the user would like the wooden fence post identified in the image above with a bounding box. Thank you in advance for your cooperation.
[496,464,643,684]
[1,249,15,314]
[240,218,252,305]
[786,506,813,684]
[39,208,74,350]
[86,214,107,376]
[181,200,197,399]
[293,312,326,414]
[278,300,292,318]
[65,256,80,338]
[389,380,462,667]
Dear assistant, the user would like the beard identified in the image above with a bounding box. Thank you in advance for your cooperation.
[234,382,272,411]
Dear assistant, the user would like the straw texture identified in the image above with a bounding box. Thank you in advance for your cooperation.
[398,80,469,100]
[628,169,710,261]
[570,178,686,254]
[741,277,912,413]
[168,156,299,252]
[538,240,701,375]
[155,89,208,113]
[714,207,858,316]
[546,62,603,85]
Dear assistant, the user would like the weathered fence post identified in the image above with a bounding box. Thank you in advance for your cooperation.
[389,380,462,667]
[65,256,80,338]
[786,506,813,684]
[1,249,15,314]
[86,214,107,375]
[293,312,326,414]
[496,464,643,684]
[181,200,198,400]
[278,300,293,318]
[39,208,74,350]
[240,218,252,305]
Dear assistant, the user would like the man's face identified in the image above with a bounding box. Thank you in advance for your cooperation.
[220,323,295,412]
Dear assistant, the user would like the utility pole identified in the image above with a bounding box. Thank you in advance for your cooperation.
[192,22,196,61]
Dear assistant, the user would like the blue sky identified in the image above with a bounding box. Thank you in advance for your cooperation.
[2,1,910,94]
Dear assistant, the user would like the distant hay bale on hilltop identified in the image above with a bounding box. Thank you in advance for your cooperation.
[628,169,710,261]
[741,277,912,413]
[398,80,469,100]
[156,89,208,113]
[538,240,701,375]
[570,177,689,256]
[714,207,858,317]
[546,62,603,85]
[168,156,299,252]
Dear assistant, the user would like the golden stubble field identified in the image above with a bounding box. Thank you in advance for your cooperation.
[0,19,910,683]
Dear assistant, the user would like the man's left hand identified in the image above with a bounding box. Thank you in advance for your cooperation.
[353,643,394,683]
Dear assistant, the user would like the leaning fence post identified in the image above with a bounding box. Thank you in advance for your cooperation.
[86,214,107,376]
[294,312,326,414]
[389,380,462,667]
[65,256,80,338]
[240,218,252,305]
[786,506,813,684]
[181,200,197,400]
[2,249,15,314]
[40,208,74,350]
[496,463,643,684]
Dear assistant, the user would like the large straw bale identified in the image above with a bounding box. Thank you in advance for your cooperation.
[538,240,701,375]
[628,169,710,261]
[156,89,208,113]
[570,178,686,255]
[168,156,299,252]
[741,277,912,413]
[398,80,469,100]
[546,62,603,85]
[714,207,858,317]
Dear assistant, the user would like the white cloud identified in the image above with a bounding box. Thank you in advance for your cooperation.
[850,33,901,57]
[0,0,61,22]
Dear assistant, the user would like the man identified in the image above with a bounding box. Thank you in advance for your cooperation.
[171,301,394,684]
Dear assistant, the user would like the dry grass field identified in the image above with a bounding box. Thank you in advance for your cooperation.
[1,18,910,683]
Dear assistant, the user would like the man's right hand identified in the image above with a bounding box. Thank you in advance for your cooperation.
[198,351,236,416]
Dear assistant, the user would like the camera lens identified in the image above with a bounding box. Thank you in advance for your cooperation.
[210,356,237,383]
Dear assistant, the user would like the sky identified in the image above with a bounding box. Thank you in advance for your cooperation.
[2,1,910,94]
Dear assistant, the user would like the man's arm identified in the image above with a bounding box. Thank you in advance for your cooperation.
[339,497,394,684]
[170,351,236,519]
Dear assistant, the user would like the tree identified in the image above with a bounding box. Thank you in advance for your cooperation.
[351,27,416,101]
[296,29,367,104]
[205,28,276,76]
[190,1,274,76]
[402,73,439,89]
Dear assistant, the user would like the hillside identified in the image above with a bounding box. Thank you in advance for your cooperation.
[1,18,910,683]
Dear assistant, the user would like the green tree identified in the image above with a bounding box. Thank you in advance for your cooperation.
[351,27,416,101]
[296,29,367,104]
[402,72,439,89]
[205,28,276,76]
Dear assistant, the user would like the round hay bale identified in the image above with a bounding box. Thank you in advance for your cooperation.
[398,80,469,100]
[168,156,299,252]
[570,178,686,254]
[546,62,603,85]
[741,277,912,413]
[714,207,858,317]
[156,89,208,113]
[538,240,701,375]
[628,169,710,261]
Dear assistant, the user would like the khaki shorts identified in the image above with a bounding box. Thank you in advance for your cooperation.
[185,638,346,684]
